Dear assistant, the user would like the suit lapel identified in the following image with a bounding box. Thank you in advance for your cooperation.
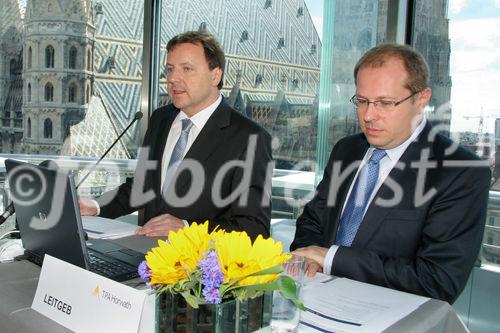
[326,137,369,245]
[151,108,179,194]
[173,101,231,191]
[351,123,434,247]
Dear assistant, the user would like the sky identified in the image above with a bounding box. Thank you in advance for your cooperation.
[448,0,500,133]
[304,0,323,42]
[304,0,500,134]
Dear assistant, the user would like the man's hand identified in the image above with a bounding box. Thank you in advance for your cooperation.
[292,245,329,277]
[136,214,184,237]
[79,198,98,216]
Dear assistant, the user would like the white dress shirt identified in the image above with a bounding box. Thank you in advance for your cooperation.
[160,94,222,189]
[322,118,427,274]
[91,94,222,216]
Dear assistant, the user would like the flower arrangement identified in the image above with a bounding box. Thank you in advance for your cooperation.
[138,221,302,308]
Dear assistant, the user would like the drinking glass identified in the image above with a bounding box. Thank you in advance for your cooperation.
[270,255,305,333]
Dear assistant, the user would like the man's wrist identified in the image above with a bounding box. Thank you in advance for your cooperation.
[323,245,339,275]
[89,199,100,216]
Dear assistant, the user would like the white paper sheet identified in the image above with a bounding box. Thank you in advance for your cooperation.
[82,216,139,239]
[300,277,429,333]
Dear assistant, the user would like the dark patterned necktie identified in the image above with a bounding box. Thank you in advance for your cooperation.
[335,149,386,246]
[163,118,194,190]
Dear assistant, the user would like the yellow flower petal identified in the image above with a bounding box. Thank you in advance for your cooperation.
[145,222,212,286]
[214,231,290,286]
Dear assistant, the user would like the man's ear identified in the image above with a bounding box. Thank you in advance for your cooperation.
[211,67,223,87]
[417,87,432,110]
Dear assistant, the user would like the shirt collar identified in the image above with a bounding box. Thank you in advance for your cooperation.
[178,94,222,130]
[368,117,427,162]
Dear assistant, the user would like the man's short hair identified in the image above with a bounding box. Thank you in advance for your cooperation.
[354,43,429,93]
[167,31,225,90]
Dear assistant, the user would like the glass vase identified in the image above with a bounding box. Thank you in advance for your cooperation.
[155,293,272,333]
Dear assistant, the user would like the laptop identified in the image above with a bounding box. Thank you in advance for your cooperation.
[5,159,144,282]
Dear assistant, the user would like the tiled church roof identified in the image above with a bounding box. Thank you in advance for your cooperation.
[91,0,320,157]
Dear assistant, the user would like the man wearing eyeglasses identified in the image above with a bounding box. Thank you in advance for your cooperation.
[291,43,491,303]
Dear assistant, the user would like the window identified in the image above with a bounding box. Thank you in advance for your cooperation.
[87,49,91,71]
[0,0,143,198]
[106,56,115,71]
[28,47,32,68]
[68,83,77,103]
[240,30,249,42]
[45,82,54,101]
[310,44,317,54]
[277,37,285,49]
[86,84,90,103]
[27,118,32,138]
[45,45,55,68]
[410,0,500,269]
[95,2,103,15]
[43,118,53,138]
[69,46,77,69]
[255,74,263,87]
[9,59,16,77]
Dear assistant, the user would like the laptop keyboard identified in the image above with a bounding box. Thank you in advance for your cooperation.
[88,250,138,280]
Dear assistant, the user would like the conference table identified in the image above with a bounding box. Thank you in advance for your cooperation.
[0,229,468,332]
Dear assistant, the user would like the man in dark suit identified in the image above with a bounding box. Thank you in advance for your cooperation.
[80,31,272,241]
[291,43,491,303]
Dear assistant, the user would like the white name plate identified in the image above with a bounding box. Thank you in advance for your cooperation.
[32,255,147,333]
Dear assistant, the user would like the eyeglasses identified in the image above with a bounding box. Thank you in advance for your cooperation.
[350,91,420,112]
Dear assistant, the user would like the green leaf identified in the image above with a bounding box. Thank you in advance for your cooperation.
[225,264,283,286]
[235,280,281,293]
[181,291,200,309]
[249,265,283,276]
[232,288,265,301]
[278,276,305,310]
[278,276,297,300]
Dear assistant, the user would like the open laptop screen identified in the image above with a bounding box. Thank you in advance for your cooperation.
[5,159,89,269]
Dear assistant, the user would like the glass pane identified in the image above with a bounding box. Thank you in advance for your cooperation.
[159,0,321,171]
[0,0,145,224]
[158,0,323,219]
[0,1,144,158]
[412,1,500,266]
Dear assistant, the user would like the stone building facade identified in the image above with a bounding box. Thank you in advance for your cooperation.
[22,0,95,155]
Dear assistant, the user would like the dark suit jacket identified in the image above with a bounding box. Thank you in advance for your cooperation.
[291,123,491,303]
[96,100,272,240]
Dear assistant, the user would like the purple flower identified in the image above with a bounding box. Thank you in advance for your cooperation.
[203,287,221,304]
[199,250,224,304]
[138,260,151,281]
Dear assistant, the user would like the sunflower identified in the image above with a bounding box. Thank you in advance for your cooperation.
[245,235,291,285]
[214,231,291,286]
[146,221,212,285]
[168,221,212,271]
[146,239,188,285]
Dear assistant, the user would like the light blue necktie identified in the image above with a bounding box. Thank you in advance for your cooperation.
[335,149,386,247]
[163,118,194,190]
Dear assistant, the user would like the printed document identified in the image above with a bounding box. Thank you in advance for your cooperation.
[82,216,139,239]
[300,277,429,333]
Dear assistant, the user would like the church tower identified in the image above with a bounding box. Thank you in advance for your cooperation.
[22,0,96,154]
[0,0,24,153]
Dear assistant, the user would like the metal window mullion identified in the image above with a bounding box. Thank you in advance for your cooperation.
[386,0,410,44]
[140,0,163,141]
[315,0,336,185]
